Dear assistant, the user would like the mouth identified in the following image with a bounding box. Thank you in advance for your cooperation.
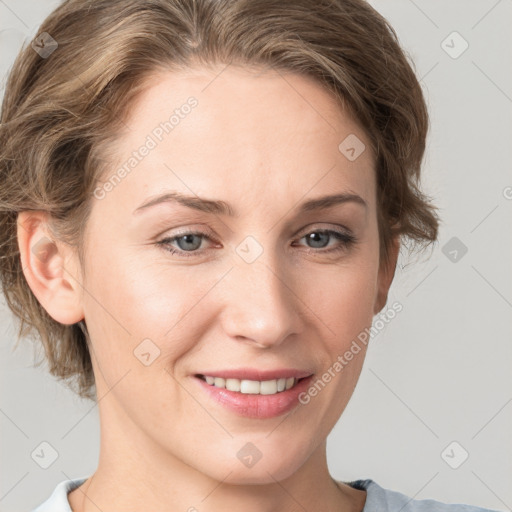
[192,371,315,419]
[195,374,309,395]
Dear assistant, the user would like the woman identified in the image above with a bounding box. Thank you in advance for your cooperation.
[0,0,502,511]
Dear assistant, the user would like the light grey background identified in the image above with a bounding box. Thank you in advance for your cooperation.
[1,1,511,510]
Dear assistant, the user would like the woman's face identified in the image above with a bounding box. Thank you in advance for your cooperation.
[75,65,396,483]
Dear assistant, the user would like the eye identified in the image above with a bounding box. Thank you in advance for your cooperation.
[293,228,357,254]
[156,231,214,258]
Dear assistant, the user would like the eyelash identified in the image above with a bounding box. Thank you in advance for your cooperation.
[156,228,357,258]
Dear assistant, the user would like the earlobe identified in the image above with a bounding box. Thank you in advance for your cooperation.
[374,234,400,315]
[17,211,84,325]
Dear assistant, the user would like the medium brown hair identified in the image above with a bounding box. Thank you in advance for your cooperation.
[0,0,439,401]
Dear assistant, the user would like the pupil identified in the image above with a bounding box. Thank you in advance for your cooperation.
[308,232,328,248]
[179,234,201,251]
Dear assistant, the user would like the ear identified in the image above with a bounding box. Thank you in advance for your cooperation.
[17,211,84,325]
[373,234,400,315]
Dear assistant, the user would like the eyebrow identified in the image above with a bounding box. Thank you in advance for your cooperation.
[133,191,367,216]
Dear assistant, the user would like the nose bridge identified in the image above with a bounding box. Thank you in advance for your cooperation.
[220,247,302,347]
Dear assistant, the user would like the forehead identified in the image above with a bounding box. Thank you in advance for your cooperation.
[98,64,375,216]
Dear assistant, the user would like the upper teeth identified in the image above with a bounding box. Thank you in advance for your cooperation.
[202,376,297,395]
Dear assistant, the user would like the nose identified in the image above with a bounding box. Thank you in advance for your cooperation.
[220,257,304,349]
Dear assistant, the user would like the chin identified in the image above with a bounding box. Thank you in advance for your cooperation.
[197,445,307,485]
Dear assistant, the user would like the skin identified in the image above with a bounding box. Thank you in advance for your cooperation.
[18,64,399,512]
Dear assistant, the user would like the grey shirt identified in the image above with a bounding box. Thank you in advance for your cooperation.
[31,476,502,511]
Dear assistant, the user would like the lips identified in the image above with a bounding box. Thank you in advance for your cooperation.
[191,368,315,419]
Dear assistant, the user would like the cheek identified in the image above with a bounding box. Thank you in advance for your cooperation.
[300,259,377,416]
[301,251,379,347]
[82,248,228,382]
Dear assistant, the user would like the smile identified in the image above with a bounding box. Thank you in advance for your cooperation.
[197,374,300,395]
[192,369,314,418]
